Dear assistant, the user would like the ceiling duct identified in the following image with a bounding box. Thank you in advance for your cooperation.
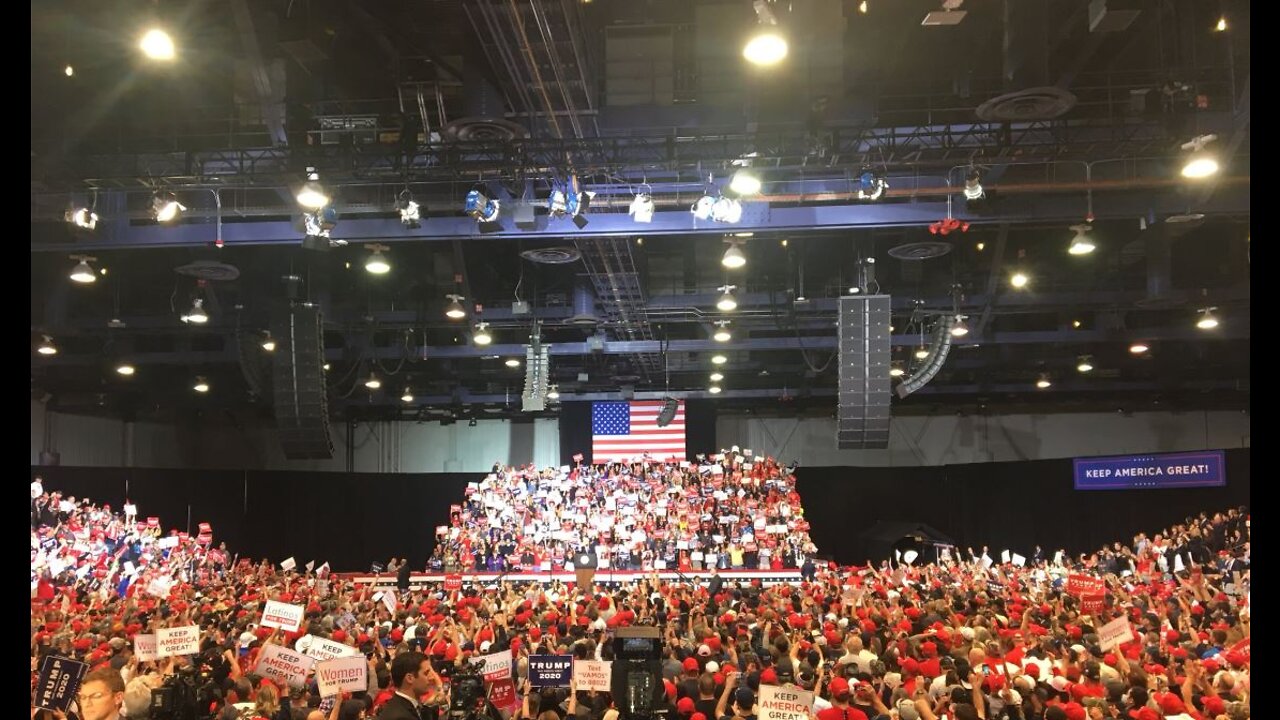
[567,278,601,327]
[443,79,529,142]
[520,246,582,264]
[976,0,1076,121]
[896,316,955,398]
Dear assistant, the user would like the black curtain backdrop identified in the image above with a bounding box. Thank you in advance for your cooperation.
[30,467,471,572]
[557,400,718,465]
[796,448,1250,565]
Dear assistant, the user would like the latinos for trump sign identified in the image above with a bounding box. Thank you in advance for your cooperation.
[157,626,201,657]
[1074,451,1225,490]
[479,650,513,681]
[35,655,88,712]
[261,600,305,632]
[528,655,574,687]
[758,685,815,720]
[257,644,315,688]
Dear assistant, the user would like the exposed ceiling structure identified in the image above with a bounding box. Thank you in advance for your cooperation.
[31,0,1250,424]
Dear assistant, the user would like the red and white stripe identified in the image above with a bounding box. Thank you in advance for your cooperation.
[593,400,686,463]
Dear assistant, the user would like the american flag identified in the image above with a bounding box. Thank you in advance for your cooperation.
[591,400,686,463]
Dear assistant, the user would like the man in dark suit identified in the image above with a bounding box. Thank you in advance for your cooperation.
[380,651,438,720]
[397,558,413,592]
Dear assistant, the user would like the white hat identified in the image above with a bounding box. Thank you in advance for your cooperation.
[238,631,256,648]
[698,644,712,656]
[883,672,902,690]
[1049,676,1070,693]
[960,627,975,640]
[593,619,607,631]
[706,661,720,673]
[480,640,493,652]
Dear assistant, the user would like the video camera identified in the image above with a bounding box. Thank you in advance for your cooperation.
[149,665,217,720]
[611,626,666,720]
[449,661,488,718]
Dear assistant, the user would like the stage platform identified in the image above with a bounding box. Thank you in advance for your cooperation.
[335,568,803,588]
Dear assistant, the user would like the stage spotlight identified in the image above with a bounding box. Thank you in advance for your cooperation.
[296,167,329,210]
[629,191,654,223]
[1068,224,1096,255]
[730,170,762,196]
[465,187,501,223]
[691,195,715,220]
[744,1,788,66]
[962,167,984,200]
[856,169,888,201]
[710,197,743,223]
[572,191,595,228]
[139,28,176,61]
[397,192,421,229]
[151,191,185,223]
[66,208,98,230]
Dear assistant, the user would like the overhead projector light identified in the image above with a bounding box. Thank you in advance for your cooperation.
[856,169,888,201]
[66,208,99,230]
[397,192,421,229]
[152,191,186,223]
[629,191,654,223]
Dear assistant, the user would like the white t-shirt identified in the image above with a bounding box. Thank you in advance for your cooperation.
[31,479,43,499]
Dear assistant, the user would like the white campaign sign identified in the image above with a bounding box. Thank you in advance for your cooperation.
[480,650,513,680]
[574,659,612,692]
[261,600,305,632]
[758,684,815,720]
[1098,616,1135,651]
[134,634,158,662]
[382,590,397,615]
[307,637,359,661]
[280,557,297,572]
[157,626,201,658]
[257,643,315,689]
[315,655,368,697]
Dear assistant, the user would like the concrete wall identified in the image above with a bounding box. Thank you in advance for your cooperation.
[716,411,1251,466]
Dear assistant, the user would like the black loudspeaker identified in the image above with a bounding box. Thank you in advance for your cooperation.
[837,295,892,449]
[896,316,954,399]
[272,305,334,459]
[656,397,679,427]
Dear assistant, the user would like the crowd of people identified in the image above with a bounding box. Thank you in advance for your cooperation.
[429,452,818,574]
[30,469,1250,720]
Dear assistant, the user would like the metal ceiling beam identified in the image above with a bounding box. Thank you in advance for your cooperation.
[229,0,288,147]
[31,189,1251,251]
[36,325,1248,367]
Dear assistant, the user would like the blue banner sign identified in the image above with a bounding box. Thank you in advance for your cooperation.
[35,655,89,712]
[528,654,574,687]
[1073,451,1226,490]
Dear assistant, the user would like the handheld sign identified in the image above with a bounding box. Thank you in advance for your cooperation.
[35,655,89,712]
[315,655,368,697]
[157,626,201,657]
[256,644,315,689]
[307,637,359,661]
[280,557,297,572]
[574,659,613,692]
[1098,617,1135,651]
[528,655,573,687]
[261,600,305,633]
[758,685,815,720]
[134,634,159,662]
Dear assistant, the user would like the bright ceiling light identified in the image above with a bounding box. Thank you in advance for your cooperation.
[716,285,738,312]
[1067,224,1096,255]
[37,335,58,356]
[66,208,99,230]
[444,294,467,320]
[729,170,762,196]
[64,65,74,77]
[547,386,560,400]
[473,322,493,346]
[364,374,381,390]
[713,321,732,342]
[401,391,414,403]
[152,191,185,223]
[1035,374,1052,389]
[1129,342,1149,354]
[505,358,521,368]
[1196,308,1219,330]
[261,332,276,352]
[181,298,208,324]
[915,347,929,360]
[950,317,969,337]
[889,366,904,377]
[708,385,723,394]
[858,0,868,12]
[1180,134,1220,179]
[323,363,331,371]
[296,168,329,209]
[1215,16,1227,31]
[365,244,391,274]
[711,197,743,223]
[397,192,421,229]
[193,377,210,393]
[1077,356,1094,373]
[710,372,725,382]
[1010,272,1029,289]
[139,29,176,61]
[69,256,97,283]
[711,354,727,365]
[963,168,984,200]
[116,362,136,376]
[721,243,747,269]
[744,31,788,66]
[629,192,654,223]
